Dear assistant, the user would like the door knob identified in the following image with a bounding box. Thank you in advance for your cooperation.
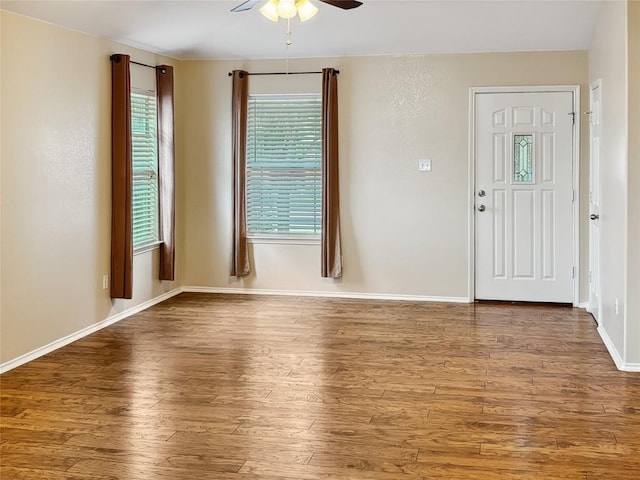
[477,205,486,212]
[590,214,599,220]
[478,190,486,197]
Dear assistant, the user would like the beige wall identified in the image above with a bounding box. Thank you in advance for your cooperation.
[4,9,616,368]
[0,11,182,364]
[626,0,640,365]
[182,52,589,300]
[588,0,632,365]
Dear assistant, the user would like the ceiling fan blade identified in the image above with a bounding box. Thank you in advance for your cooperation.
[231,0,364,13]
[231,0,262,12]
[318,0,363,9]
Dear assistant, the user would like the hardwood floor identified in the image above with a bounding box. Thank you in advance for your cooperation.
[1,293,639,479]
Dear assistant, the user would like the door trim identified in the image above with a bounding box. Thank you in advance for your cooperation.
[588,78,602,320]
[468,85,581,306]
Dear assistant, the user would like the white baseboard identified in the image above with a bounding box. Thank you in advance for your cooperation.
[15,287,626,375]
[0,288,183,374]
[182,286,471,304]
[597,325,640,372]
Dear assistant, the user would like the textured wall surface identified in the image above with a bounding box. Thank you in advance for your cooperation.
[0,12,182,364]
[588,0,629,363]
[182,53,589,300]
[2,11,602,367]
[626,0,640,365]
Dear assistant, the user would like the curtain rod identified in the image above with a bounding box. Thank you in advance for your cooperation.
[227,70,339,77]
[110,55,167,73]
[132,60,159,70]
[131,60,167,74]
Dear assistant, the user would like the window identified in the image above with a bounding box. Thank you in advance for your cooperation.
[513,134,534,183]
[246,94,322,239]
[131,90,159,249]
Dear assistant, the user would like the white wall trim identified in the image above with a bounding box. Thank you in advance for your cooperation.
[468,85,581,306]
[1,286,469,373]
[247,234,320,245]
[182,286,471,304]
[598,325,640,372]
[0,288,183,374]
[587,79,603,319]
[571,85,582,308]
[467,87,477,302]
[6,286,635,374]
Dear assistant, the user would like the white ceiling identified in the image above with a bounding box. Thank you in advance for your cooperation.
[1,0,602,60]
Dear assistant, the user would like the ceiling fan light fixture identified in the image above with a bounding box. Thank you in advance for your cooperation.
[277,0,298,19]
[260,0,279,21]
[296,0,318,22]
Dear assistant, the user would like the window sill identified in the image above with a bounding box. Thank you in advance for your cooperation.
[134,241,162,255]
[248,235,320,246]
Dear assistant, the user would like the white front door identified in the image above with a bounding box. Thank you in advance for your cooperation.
[588,81,602,322]
[475,91,575,302]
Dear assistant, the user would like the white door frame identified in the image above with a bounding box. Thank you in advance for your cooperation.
[468,85,581,306]
[588,78,602,321]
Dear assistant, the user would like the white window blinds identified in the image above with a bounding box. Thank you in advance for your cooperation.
[131,90,159,249]
[246,94,322,236]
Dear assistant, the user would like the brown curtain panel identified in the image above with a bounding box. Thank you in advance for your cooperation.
[321,68,343,278]
[156,65,176,281]
[230,70,250,277]
[110,54,133,299]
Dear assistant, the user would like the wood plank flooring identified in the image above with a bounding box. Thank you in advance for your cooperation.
[1,293,639,479]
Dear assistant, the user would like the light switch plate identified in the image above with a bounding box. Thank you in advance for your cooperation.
[418,159,432,171]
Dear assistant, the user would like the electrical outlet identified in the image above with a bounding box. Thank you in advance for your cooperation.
[102,274,109,290]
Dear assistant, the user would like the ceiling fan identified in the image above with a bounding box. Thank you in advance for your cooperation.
[231,0,363,13]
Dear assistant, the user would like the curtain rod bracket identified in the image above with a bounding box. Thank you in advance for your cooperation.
[110,55,166,72]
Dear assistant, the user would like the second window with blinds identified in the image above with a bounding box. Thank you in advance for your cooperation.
[131,90,160,251]
[246,94,322,243]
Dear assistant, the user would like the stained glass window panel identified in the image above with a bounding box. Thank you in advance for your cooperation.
[514,134,533,183]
